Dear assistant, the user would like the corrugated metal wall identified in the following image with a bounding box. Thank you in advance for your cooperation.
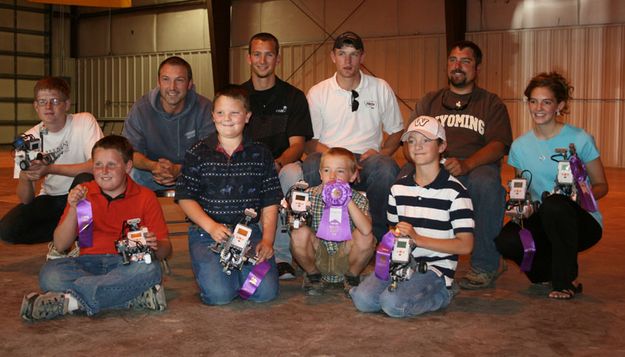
[230,25,625,168]
[75,50,212,121]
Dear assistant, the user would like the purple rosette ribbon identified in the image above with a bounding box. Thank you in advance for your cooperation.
[374,231,395,280]
[569,153,598,212]
[316,180,352,242]
[518,228,535,272]
[76,199,93,248]
[239,261,271,300]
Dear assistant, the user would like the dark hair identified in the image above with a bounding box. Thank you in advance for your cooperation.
[321,147,358,174]
[158,56,193,80]
[333,31,364,51]
[34,77,70,100]
[524,71,574,114]
[248,32,280,55]
[448,40,483,66]
[213,84,250,112]
[91,135,134,163]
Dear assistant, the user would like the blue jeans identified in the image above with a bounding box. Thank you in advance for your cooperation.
[130,167,174,191]
[188,225,279,305]
[303,152,399,241]
[398,162,505,273]
[350,271,452,318]
[39,254,162,316]
[274,162,303,264]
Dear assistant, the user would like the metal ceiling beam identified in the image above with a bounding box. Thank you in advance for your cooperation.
[444,0,467,49]
[207,0,231,93]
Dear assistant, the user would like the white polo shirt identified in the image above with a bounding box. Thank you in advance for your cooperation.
[307,71,404,154]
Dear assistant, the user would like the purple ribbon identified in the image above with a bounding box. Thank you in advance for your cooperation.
[569,154,598,212]
[76,199,93,248]
[519,228,535,272]
[374,231,395,280]
[316,180,352,242]
[239,261,271,300]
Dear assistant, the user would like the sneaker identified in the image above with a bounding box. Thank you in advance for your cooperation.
[277,262,296,280]
[46,242,80,260]
[129,284,167,311]
[20,292,69,321]
[458,261,508,290]
[303,273,324,296]
[343,274,361,298]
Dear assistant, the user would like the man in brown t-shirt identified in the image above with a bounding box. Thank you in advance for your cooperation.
[404,40,512,290]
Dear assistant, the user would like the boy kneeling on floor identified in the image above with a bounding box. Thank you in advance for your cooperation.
[350,116,474,317]
[21,135,171,321]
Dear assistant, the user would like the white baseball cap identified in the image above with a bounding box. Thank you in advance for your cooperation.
[401,115,446,142]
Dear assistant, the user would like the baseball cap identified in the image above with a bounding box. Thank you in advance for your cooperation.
[401,116,446,142]
[333,31,364,51]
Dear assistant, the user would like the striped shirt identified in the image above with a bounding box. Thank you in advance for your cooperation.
[388,168,474,287]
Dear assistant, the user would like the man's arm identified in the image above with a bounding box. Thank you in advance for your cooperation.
[276,136,305,168]
[379,130,404,157]
[304,139,330,155]
[444,141,506,177]
[132,152,157,172]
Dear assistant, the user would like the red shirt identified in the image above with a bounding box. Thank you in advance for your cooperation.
[59,176,169,255]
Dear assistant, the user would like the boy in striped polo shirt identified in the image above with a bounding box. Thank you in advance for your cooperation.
[350,116,474,318]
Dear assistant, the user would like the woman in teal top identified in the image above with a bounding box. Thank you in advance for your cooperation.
[495,72,609,300]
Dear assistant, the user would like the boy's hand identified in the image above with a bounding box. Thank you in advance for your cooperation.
[22,160,49,181]
[207,221,232,243]
[67,184,88,208]
[395,222,417,241]
[255,239,274,263]
[144,231,159,251]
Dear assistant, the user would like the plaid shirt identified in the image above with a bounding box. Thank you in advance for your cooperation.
[308,184,369,233]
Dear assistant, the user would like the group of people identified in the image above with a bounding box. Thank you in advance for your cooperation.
[1,30,607,321]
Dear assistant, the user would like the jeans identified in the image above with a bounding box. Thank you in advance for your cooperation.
[303,152,399,241]
[399,162,505,273]
[130,167,174,191]
[188,225,279,305]
[39,254,162,316]
[274,162,303,264]
[350,271,452,318]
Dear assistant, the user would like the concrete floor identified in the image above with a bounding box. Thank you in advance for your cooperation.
[1,150,625,356]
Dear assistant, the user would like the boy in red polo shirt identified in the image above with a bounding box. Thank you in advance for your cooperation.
[20,135,171,321]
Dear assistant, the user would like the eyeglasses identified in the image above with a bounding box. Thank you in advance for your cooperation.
[351,90,359,112]
[35,98,64,107]
[441,90,471,111]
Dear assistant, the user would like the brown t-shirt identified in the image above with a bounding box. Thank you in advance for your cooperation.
[410,87,512,159]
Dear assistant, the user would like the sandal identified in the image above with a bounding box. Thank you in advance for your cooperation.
[549,283,583,300]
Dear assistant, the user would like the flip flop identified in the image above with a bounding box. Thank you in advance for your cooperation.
[549,283,583,300]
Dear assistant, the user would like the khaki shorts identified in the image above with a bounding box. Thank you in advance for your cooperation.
[313,238,352,282]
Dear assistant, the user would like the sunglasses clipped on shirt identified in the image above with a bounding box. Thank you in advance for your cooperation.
[351,90,359,112]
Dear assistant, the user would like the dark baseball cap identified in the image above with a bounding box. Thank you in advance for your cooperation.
[333,31,364,51]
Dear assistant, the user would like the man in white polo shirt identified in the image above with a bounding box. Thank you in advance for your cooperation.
[304,31,404,241]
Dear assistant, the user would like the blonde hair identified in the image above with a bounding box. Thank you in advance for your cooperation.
[321,147,358,174]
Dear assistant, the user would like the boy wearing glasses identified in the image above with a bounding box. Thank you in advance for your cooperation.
[304,31,404,242]
[0,77,103,245]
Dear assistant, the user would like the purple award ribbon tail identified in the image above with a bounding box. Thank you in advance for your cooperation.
[374,231,395,280]
[76,199,94,248]
[239,261,271,300]
[569,154,598,212]
[518,228,535,272]
[317,181,352,242]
